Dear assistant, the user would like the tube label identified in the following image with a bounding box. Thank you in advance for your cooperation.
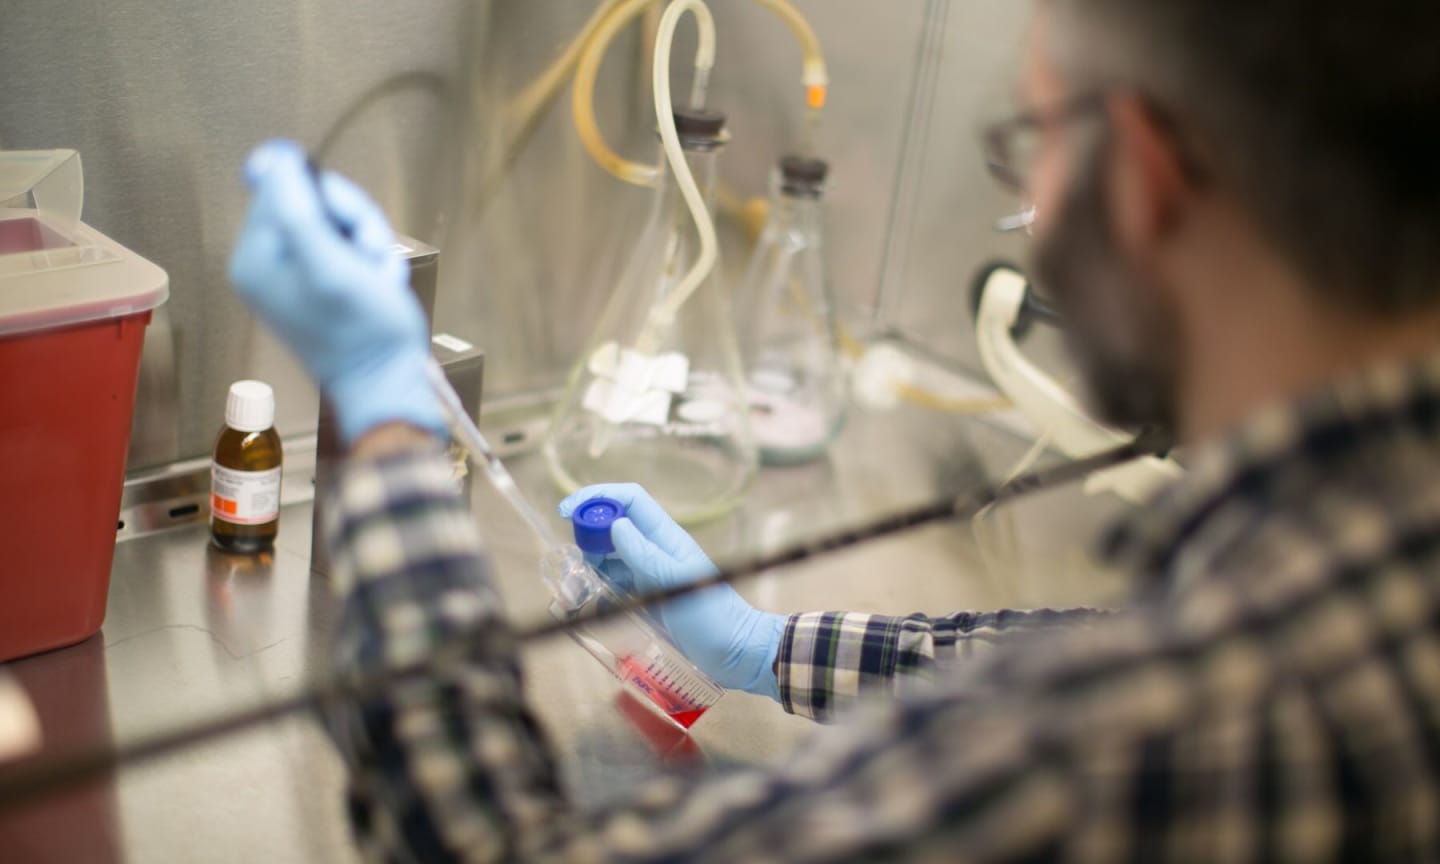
[211,464,282,525]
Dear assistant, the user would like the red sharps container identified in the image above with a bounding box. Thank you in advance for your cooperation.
[0,149,168,661]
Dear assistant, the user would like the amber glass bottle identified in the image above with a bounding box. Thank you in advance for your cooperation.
[211,381,283,554]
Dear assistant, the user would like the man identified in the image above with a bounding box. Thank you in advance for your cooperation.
[230,0,1440,859]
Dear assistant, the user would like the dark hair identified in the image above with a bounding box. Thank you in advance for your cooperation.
[1047,1,1440,315]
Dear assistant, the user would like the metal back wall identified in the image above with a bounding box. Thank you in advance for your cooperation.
[0,0,473,470]
[707,0,1033,345]
[872,1,1038,369]
[2,0,1033,471]
[433,2,656,402]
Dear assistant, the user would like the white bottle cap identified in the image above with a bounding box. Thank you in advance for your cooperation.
[226,380,276,432]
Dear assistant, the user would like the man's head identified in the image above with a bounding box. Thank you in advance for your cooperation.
[1010,1,1440,438]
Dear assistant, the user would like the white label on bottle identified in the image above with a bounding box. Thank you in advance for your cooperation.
[211,464,282,525]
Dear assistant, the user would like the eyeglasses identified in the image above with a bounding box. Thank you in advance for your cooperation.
[982,94,1106,194]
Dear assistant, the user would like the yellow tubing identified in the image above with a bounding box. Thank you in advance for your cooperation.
[572,0,667,187]
[492,0,832,192]
[556,1,992,416]
[470,0,631,215]
[752,0,829,109]
[893,383,1013,414]
[507,0,628,132]
[573,0,830,187]
[715,183,771,242]
[837,323,1011,415]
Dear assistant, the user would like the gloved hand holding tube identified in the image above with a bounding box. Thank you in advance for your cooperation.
[228,139,786,701]
[227,139,446,445]
[559,483,787,701]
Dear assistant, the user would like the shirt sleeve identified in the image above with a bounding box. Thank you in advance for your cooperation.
[319,447,1213,864]
[778,606,1115,722]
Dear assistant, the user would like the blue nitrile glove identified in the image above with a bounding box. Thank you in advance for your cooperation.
[558,484,786,701]
[228,139,446,445]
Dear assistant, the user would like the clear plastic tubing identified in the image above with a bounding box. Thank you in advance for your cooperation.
[426,360,725,729]
[426,360,558,546]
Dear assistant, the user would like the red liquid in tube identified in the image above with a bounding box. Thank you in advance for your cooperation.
[618,656,710,729]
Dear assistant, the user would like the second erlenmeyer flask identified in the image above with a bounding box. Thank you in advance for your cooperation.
[738,155,847,464]
[544,109,758,524]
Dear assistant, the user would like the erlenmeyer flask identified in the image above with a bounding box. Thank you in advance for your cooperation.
[737,155,846,465]
[544,109,758,524]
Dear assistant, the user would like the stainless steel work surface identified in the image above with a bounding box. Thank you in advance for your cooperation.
[0,405,1134,863]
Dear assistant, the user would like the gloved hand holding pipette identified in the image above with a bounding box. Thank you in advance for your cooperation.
[228,139,446,445]
[559,483,787,700]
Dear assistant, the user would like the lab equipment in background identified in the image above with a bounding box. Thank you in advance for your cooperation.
[567,0,829,193]
[308,237,487,579]
[739,155,847,464]
[0,149,169,662]
[547,2,755,524]
[837,257,1019,418]
[468,0,829,213]
[210,381,283,554]
[430,363,726,730]
[973,264,1182,504]
[544,106,758,523]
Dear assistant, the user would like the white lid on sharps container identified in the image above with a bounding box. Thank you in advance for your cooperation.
[0,149,169,338]
[225,380,276,432]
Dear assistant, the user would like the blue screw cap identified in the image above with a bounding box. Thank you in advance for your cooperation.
[572,497,626,555]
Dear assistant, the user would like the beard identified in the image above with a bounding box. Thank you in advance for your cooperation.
[1030,143,1181,432]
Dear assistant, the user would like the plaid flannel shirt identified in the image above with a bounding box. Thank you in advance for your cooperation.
[323,352,1440,862]
[778,607,1114,723]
